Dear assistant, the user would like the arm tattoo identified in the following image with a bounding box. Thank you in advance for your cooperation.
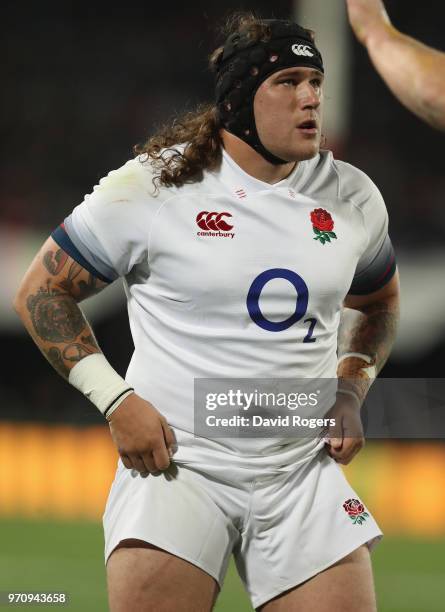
[57,261,83,293]
[43,248,68,275]
[26,283,85,342]
[81,334,98,349]
[45,347,70,378]
[41,334,100,379]
[43,248,106,301]
[76,274,104,301]
[22,250,105,381]
[58,263,104,301]
[337,300,398,405]
[62,343,95,362]
[338,301,399,374]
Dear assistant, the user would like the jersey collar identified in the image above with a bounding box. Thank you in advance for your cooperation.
[220,148,319,194]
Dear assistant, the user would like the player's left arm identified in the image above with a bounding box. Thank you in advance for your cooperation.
[340,268,400,375]
[326,269,400,464]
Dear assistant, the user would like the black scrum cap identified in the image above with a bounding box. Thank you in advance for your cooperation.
[215,19,324,165]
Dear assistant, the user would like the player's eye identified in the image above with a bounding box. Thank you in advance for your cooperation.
[280,78,297,86]
[311,78,322,90]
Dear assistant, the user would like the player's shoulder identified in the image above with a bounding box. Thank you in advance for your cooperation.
[81,155,182,227]
[90,156,162,201]
[300,150,382,206]
[330,155,384,208]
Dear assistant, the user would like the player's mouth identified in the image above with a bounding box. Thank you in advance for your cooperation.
[297,119,318,135]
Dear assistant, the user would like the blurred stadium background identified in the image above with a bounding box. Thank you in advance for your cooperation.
[1,0,444,610]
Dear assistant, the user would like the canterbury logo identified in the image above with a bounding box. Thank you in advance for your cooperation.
[196,211,233,231]
[291,44,314,57]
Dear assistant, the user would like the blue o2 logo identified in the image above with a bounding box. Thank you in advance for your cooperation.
[246,268,317,340]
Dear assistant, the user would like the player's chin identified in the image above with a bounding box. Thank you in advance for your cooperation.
[280,138,321,162]
[283,147,320,163]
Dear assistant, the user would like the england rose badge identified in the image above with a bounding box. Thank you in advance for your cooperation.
[343,499,369,525]
[310,208,337,245]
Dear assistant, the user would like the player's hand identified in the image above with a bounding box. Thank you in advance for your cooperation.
[324,394,364,465]
[108,393,177,475]
[346,0,391,46]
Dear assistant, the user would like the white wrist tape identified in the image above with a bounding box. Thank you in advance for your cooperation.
[337,352,377,379]
[68,353,134,420]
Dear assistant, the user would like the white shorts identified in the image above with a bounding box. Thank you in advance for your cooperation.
[103,433,382,609]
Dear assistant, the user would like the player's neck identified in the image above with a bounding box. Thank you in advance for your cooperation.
[221,130,297,185]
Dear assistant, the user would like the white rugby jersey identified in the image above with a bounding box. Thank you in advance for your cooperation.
[53,148,395,460]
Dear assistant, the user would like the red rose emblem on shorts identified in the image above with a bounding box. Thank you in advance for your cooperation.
[343,498,369,525]
[310,208,337,245]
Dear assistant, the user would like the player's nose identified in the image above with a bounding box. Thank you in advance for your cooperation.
[298,82,321,110]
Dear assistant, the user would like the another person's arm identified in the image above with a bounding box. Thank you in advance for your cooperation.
[13,236,175,475]
[346,0,445,131]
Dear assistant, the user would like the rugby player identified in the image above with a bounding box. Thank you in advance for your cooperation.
[14,14,400,612]
[346,0,445,131]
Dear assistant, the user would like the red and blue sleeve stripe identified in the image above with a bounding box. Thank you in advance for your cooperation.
[348,236,397,296]
[51,224,113,284]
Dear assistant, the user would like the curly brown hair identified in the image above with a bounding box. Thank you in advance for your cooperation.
[134,12,273,191]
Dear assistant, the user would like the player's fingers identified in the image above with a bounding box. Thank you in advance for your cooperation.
[326,444,345,461]
[326,427,346,460]
[120,454,132,470]
[326,437,343,450]
[130,454,149,475]
[325,430,343,452]
[140,451,157,474]
[152,439,171,471]
[335,438,364,465]
[325,412,343,447]
[160,418,177,457]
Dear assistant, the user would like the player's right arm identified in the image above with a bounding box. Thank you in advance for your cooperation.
[346,0,445,131]
[13,236,175,475]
